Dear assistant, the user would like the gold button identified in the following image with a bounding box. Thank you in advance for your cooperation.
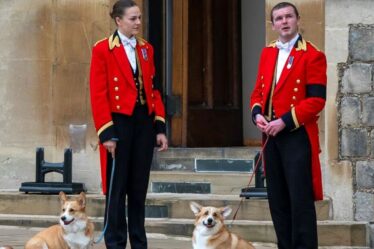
[262,84,265,88]
[290,104,294,107]
[261,75,264,80]
[116,105,120,110]
[292,96,296,100]
[114,86,119,91]
[114,77,118,82]
[115,96,119,100]
[134,78,136,81]
[296,79,301,84]
[294,88,298,92]
[152,84,154,89]
[151,93,154,98]
[152,103,155,108]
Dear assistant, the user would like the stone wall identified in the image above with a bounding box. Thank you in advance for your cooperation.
[324,0,374,222]
[0,0,147,192]
[0,0,115,192]
[337,24,374,246]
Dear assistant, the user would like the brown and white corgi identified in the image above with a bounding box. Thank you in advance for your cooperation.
[190,202,255,249]
[25,192,94,249]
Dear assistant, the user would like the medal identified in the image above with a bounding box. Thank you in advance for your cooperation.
[287,56,294,69]
[141,48,148,61]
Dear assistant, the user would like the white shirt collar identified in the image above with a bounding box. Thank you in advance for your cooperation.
[275,34,300,52]
[117,30,136,48]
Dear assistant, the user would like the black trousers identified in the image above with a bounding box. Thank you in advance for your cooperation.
[104,106,155,249]
[264,127,317,249]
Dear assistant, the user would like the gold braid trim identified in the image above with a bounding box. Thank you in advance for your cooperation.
[251,103,262,112]
[94,38,106,47]
[155,116,165,123]
[136,36,147,46]
[291,107,300,128]
[97,121,114,137]
[135,51,146,105]
[267,40,277,48]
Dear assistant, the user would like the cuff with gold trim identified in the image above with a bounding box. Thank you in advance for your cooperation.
[281,107,300,131]
[251,104,262,125]
[98,121,117,143]
[154,116,166,134]
[155,116,165,123]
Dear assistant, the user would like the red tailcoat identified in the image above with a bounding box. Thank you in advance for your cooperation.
[90,32,166,194]
[250,37,327,201]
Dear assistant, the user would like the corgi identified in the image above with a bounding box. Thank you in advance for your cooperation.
[190,202,255,249]
[25,192,94,249]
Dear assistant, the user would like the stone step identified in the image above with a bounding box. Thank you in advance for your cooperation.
[1,225,369,249]
[145,193,331,220]
[149,171,257,194]
[0,192,331,220]
[145,219,370,247]
[0,215,369,247]
[152,147,260,171]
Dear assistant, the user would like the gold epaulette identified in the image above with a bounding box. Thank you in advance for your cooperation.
[267,40,277,48]
[307,41,321,52]
[136,36,147,46]
[94,38,106,47]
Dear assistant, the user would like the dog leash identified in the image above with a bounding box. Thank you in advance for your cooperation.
[230,135,269,227]
[94,158,116,244]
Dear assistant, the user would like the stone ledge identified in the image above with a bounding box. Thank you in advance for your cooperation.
[0,215,368,246]
[0,192,331,221]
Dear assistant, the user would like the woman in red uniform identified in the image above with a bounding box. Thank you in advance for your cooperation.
[89,1,168,248]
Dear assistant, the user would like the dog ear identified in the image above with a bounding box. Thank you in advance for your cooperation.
[190,202,202,215]
[77,192,86,208]
[221,206,232,218]
[59,191,67,205]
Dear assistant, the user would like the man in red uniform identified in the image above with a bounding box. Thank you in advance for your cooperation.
[250,2,326,249]
[89,1,167,248]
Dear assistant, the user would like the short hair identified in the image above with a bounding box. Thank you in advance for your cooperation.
[270,2,299,23]
[110,0,137,21]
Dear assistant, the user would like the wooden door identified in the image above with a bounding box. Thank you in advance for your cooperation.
[170,0,189,146]
[185,0,242,147]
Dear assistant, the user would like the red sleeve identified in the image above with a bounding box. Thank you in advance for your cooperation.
[89,43,116,143]
[149,44,166,133]
[294,50,327,124]
[281,50,327,129]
